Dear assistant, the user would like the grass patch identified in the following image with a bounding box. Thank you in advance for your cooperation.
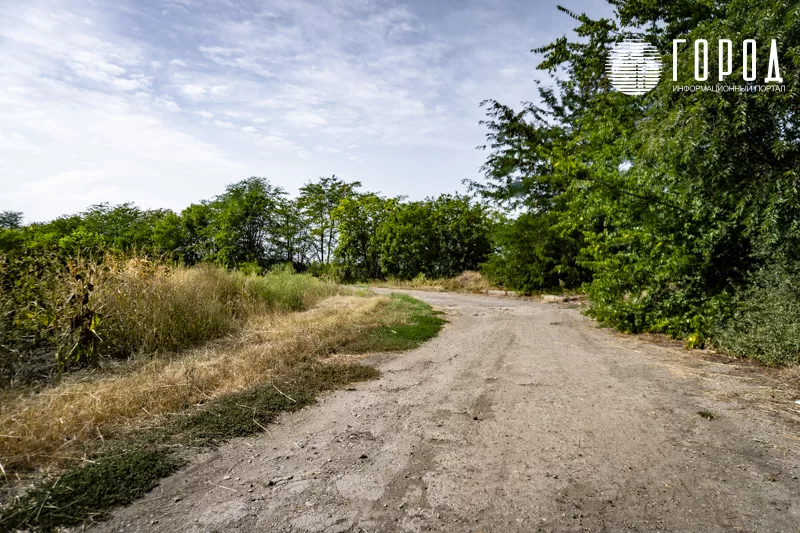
[0,363,378,533]
[0,451,184,533]
[342,293,446,353]
[0,293,442,532]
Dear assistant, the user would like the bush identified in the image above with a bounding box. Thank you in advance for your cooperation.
[713,263,800,365]
[481,212,588,294]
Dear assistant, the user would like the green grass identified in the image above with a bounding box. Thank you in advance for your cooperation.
[0,293,443,533]
[0,451,184,532]
[343,293,446,353]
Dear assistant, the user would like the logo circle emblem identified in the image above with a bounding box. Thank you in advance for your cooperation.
[606,39,663,95]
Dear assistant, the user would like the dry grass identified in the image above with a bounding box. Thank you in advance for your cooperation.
[0,295,389,476]
[1,256,343,384]
[90,260,345,358]
[372,271,498,294]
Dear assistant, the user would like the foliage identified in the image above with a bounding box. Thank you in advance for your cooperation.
[0,211,22,230]
[481,211,588,293]
[376,194,493,279]
[297,175,361,264]
[333,193,399,280]
[714,263,800,365]
[472,1,800,360]
[209,177,285,268]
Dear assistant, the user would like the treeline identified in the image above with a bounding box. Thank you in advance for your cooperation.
[469,0,799,363]
[0,176,492,281]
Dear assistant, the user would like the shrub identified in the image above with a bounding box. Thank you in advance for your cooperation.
[713,263,800,365]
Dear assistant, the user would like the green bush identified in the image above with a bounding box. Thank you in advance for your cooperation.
[481,212,588,294]
[713,264,800,365]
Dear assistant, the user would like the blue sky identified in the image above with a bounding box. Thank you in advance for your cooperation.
[0,0,614,223]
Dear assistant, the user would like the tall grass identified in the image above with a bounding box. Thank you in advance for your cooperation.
[93,261,340,358]
[0,254,341,382]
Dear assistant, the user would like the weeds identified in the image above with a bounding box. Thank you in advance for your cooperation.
[0,451,184,532]
[0,296,378,475]
[343,293,446,353]
[0,290,442,532]
[0,362,379,532]
[372,271,498,294]
[0,254,341,384]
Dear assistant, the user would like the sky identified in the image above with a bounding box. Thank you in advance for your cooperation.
[0,0,615,223]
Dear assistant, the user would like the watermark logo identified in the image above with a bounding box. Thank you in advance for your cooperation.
[606,38,785,95]
[606,39,663,95]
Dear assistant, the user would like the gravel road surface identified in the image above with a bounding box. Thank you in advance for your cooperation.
[91,290,800,533]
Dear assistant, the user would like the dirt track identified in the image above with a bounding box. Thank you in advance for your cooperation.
[91,290,800,533]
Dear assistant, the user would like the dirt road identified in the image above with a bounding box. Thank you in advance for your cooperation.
[92,290,800,533]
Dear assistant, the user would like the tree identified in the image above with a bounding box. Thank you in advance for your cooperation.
[297,176,361,264]
[210,177,285,268]
[376,194,493,279]
[273,197,311,269]
[79,203,171,251]
[481,211,588,292]
[333,193,399,280]
[0,211,22,229]
[179,203,216,264]
[473,0,800,351]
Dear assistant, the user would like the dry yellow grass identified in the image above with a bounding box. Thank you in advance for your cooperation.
[374,271,497,294]
[0,295,388,476]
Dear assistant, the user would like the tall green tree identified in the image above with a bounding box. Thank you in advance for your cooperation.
[0,211,22,230]
[210,177,286,268]
[376,194,492,279]
[333,193,399,280]
[297,176,361,264]
[273,196,311,268]
[474,0,800,356]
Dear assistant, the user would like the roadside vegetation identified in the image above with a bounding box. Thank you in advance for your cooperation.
[466,2,799,364]
[0,256,340,386]
[0,280,444,531]
[371,271,499,294]
[0,202,446,530]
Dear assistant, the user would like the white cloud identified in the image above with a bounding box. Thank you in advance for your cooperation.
[284,110,328,129]
[314,145,340,154]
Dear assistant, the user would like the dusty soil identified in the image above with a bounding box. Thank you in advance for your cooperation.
[88,290,800,533]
